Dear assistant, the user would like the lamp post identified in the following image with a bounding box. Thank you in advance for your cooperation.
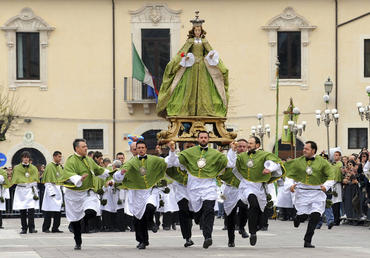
[283,107,307,158]
[355,86,370,148]
[251,113,270,150]
[315,77,339,160]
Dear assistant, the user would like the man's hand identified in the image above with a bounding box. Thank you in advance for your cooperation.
[168,141,176,152]
[262,168,271,174]
[81,174,89,181]
[121,169,127,175]
[230,141,237,151]
[290,184,297,193]
[320,185,327,192]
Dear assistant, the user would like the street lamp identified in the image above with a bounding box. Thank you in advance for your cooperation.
[355,86,370,148]
[283,107,307,158]
[251,113,270,150]
[315,77,339,160]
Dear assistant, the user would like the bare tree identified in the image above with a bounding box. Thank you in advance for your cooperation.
[0,91,20,141]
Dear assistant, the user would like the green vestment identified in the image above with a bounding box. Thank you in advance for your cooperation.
[11,164,39,184]
[218,168,240,188]
[284,156,334,185]
[236,150,284,184]
[166,166,188,185]
[120,155,167,190]
[59,154,106,191]
[0,168,11,188]
[42,163,63,184]
[332,161,343,182]
[156,38,229,117]
[178,146,228,179]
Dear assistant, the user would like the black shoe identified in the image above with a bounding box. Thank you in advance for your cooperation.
[152,225,159,233]
[316,224,322,229]
[0,226,4,229]
[203,238,212,249]
[163,226,170,231]
[222,226,227,230]
[304,241,315,248]
[328,222,334,230]
[294,217,300,228]
[260,226,268,231]
[172,224,177,230]
[52,229,64,233]
[184,239,194,247]
[74,244,81,250]
[239,228,249,238]
[228,242,235,247]
[137,242,146,249]
[42,229,51,233]
[20,229,27,234]
[29,229,38,233]
[250,234,257,246]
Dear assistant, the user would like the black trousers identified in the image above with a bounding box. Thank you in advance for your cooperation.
[20,209,35,231]
[116,208,129,231]
[194,200,215,239]
[71,209,96,246]
[332,202,341,225]
[134,204,156,244]
[42,211,61,231]
[177,198,193,240]
[0,210,2,227]
[102,210,116,230]
[296,212,321,243]
[247,194,263,234]
[225,200,249,243]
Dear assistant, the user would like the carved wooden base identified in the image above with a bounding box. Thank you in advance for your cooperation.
[157,116,237,145]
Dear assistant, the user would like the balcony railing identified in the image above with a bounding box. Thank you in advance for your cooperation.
[123,77,156,115]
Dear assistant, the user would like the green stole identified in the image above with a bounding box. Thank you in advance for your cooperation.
[0,168,12,188]
[42,162,63,184]
[218,168,240,188]
[11,164,39,184]
[178,146,228,178]
[236,150,284,184]
[121,155,167,190]
[284,156,335,186]
[59,154,106,191]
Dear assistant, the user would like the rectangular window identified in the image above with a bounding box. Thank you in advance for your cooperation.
[141,29,170,99]
[16,32,40,80]
[83,129,104,149]
[278,31,301,79]
[348,128,368,149]
[365,39,370,77]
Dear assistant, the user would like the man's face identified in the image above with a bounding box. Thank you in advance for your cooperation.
[76,141,88,156]
[53,154,62,164]
[197,133,209,147]
[130,142,137,156]
[303,143,315,158]
[247,138,259,151]
[116,154,125,163]
[136,143,147,156]
[21,157,30,164]
[184,142,195,150]
[333,152,341,162]
[236,141,248,154]
[349,155,356,161]
[94,156,103,166]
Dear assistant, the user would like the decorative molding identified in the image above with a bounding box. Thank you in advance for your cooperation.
[262,7,316,89]
[129,4,182,107]
[1,8,54,90]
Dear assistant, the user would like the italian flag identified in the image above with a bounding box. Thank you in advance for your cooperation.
[132,43,158,95]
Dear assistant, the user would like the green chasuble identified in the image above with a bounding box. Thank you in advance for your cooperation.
[11,164,39,184]
[218,168,240,188]
[284,156,335,186]
[121,155,167,190]
[332,161,343,182]
[59,154,106,191]
[42,163,63,184]
[166,166,188,185]
[156,38,229,118]
[178,146,228,179]
[236,150,284,184]
[0,168,12,188]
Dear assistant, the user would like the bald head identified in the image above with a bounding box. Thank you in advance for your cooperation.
[130,142,137,156]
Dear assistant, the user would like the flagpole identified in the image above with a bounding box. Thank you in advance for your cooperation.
[274,59,280,156]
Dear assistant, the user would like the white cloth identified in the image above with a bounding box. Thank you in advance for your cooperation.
[332,182,343,204]
[0,175,4,184]
[116,189,126,210]
[172,181,189,202]
[239,179,267,212]
[180,53,195,67]
[163,184,179,212]
[101,185,119,213]
[0,187,10,211]
[127,188,155,220]
[187,173,218,213]
[12,183,39,210]
[41,183,63,211]
[205,50,219,66]
[276,182,293,208]
[223,185,240,216]
[64,188,100,222]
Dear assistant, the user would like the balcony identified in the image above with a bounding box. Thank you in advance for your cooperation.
[123,77,157,115]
